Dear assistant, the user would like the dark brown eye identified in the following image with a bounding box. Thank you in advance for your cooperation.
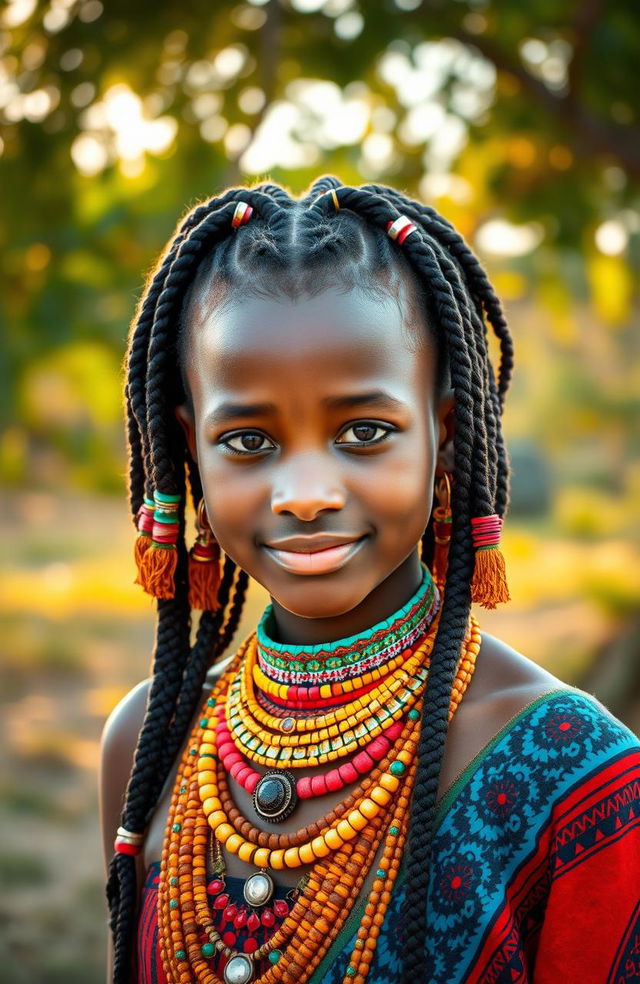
[353,424,377,441]
[220,431,275,455]
[240,434,265,451]
[336,422,393,446]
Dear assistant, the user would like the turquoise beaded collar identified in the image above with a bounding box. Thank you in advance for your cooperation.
[256,562,439,679]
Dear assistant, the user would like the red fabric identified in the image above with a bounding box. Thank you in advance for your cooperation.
[534,750,640,983]
[465,749,640,984]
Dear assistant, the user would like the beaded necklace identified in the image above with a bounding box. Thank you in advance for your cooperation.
[256,564,438,683]
[158,571,481,984]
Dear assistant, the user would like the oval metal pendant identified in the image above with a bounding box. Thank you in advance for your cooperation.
[243,870,274,907]
[223,953,253,984]
[253,769,297,823]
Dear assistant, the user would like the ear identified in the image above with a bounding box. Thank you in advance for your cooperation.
[175,404,198,464]
[434,390,455,477]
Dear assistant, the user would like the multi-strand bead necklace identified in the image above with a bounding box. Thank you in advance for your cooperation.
[159,565,481,984]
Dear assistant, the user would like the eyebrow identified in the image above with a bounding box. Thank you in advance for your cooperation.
[205,390,409,425]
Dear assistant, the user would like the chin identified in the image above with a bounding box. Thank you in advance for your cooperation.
[268,579,375,620]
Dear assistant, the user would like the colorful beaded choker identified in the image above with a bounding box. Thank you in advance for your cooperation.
[256,563,439,682]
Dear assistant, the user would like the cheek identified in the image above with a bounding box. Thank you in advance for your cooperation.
[360,431,435,542]
[197,456,265,553]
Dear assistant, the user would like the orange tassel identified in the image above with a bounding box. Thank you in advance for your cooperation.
[188,499,222,611]
[134,533,151,586]
[133,498,155,587]
[139,544,178,600]
[188,540,222,611]
[470,545,510,609]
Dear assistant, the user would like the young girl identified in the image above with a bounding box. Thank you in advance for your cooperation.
[100,177,640,984]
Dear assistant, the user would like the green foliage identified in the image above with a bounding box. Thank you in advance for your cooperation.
[1,0,638,485]
[0,851,47,887]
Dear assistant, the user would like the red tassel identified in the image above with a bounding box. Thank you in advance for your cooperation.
[188,537,222,611]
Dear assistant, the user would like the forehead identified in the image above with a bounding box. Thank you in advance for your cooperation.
[184,286,434,395]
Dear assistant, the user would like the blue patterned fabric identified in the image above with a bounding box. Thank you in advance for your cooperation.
[309,688,640,984]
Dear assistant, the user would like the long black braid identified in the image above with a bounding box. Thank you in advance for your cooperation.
[109,176,512,980]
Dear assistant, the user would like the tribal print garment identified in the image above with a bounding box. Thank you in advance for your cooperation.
[136,690,640,984]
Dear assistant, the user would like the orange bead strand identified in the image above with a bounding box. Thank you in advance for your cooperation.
[157,610,481,984]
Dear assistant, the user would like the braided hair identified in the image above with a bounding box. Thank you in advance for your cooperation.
[109,175,513,980]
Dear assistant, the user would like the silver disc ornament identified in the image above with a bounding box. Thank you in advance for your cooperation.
[223,953,254,984]
[243,869,275,907]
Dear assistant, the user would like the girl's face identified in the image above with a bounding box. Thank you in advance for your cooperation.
[177,284,454,625]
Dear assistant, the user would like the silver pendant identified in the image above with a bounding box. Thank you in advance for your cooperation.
[252,769,297,823]
[243,869,274,907]
[223,953,253,984]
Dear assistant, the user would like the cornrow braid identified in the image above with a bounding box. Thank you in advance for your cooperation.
[110,184,289,981]
[366,182,514,409]
[363,183,504,507]
[111,175,513,982]
[306,179,510,976]
[126,189,244,518]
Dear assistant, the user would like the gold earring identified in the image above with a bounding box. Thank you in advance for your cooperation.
[431,472,452,590]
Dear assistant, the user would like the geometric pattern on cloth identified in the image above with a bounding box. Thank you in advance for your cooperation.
[606,898,640,984]
[310,689,640,984]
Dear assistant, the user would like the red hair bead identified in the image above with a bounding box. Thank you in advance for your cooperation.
[114,840,142,856]
[114,825,144,856]
[386,216,418,244]
[231,201,253,228]
[471,514,503,548]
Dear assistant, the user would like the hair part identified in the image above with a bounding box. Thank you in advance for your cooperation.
[176,203,450,413]
[111,175,513,981]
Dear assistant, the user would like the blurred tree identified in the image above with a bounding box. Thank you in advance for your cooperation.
[0,0,638,484]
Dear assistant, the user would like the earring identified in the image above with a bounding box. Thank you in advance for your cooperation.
[431,472,453,591]
[188,499,222,611]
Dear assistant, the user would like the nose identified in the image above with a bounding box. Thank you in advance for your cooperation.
[270,452,347,520]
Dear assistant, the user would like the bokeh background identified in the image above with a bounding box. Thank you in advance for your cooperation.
[1,0,639,979]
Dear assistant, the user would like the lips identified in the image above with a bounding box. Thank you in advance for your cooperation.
[264,534,365,553]
[262,534,368,575]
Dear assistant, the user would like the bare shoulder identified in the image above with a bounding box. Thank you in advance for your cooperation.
[439,630,575,798]
[98,678,151,875]
[470,630,573,706]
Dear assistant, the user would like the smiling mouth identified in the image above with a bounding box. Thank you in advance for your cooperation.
[263,536,368,575]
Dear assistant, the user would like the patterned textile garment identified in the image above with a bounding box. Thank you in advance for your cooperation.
[136,690,640,984]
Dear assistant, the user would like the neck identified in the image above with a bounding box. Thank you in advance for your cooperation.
[267,551,426,647]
